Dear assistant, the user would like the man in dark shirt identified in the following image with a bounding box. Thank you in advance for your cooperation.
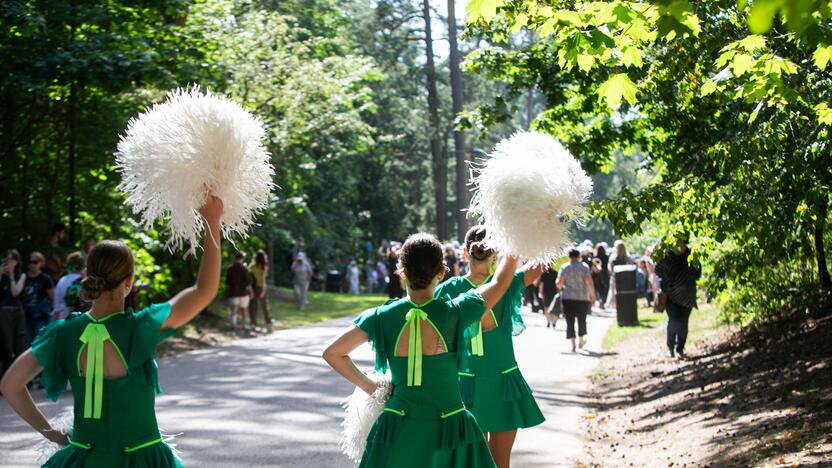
[21,252,54,346]
[226,252,252,329]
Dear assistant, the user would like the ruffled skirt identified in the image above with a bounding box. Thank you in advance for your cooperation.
[43,440,181,468]
[460,365,545,433]
[359,408,495,468]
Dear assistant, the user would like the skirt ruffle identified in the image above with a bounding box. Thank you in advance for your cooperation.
[501,367,532,401]
[368,410,403,446]
[468,367,545,433]
[42,441,182,468]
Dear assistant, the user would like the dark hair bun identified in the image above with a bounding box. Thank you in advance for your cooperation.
[82,275,107,300]
[398,233,444,290]
[464,225,495,262]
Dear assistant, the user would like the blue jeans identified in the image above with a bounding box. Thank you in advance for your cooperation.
[666,300,692,353]
[24,300,51,347]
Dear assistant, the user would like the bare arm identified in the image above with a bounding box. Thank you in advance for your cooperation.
[556,273,565,290]
[10,271,26,296]
[322,326,376,395]
[0,351,68,445]
[164,195,224,329]
[476,255,520,310]
[585,274,596,304]
[523,264,546,287]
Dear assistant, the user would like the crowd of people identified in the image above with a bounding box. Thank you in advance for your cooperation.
[0,224,100,380]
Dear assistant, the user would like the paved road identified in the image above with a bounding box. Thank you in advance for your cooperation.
[0,306,614,467]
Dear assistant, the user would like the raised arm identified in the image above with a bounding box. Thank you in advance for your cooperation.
[322,326,376,395]
[164,194,224,329]
[476,255,520,310]
[523,263,546,287]
[9,268,26,296]
[0,351,68,446]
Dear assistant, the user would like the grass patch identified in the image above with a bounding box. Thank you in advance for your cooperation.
[159,288,387,357]
[205,287,387,329]
[601,302,722,351]
[268,288,388,329]
[601,306,665,350]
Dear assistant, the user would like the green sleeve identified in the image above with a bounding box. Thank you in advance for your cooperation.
[450,291,486,329]
[128,303,176,393]
[31,321,68,401]
[498,270,527,335]
[354,307,389,374]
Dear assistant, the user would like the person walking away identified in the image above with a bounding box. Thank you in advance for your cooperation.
[605,240,633,309]
[557,248,596,352]
[226,252,252,329]
[292,253,313,309]
[365,260,379,293]
[538,266,557,315]
[594,243,610,309]
[0,250,26,379]
[249,250,272,327]
[44,223,67,284]
[637,259,654,307]
[655,238,701,359]
[52,252,87,320]
[346,259,360,295]
[21,252,54,346]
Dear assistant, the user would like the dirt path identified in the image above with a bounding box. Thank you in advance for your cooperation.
[580,309,832,468]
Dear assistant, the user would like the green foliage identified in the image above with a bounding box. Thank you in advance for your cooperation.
[466,0,832,322]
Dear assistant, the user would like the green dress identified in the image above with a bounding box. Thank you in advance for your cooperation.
[354,293,496,468]
[31,303,183,467]
[435,271,545,433]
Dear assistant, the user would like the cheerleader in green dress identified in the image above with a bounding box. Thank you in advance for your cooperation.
[323,233,521,468]
[434,226,546,468]
[0,195,225,467]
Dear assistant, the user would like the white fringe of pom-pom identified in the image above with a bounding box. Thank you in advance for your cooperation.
[116,86,275,253]
[339,374,391,463]
[35,409,73,464]
[469,131,593,265]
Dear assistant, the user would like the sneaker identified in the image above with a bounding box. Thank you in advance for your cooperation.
[676,351,687,360]
[668,349,675,359]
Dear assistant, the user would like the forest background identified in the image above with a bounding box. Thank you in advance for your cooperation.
[1,0,829,324]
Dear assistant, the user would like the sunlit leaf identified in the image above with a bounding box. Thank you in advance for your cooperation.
[597,73,638,110]
[467,0,503,23]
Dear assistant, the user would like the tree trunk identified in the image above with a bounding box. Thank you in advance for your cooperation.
[422,0,447,240]
[68,79,78,245]
[447,0,468,240]
[525,87,535,130]
[815,197,830,288]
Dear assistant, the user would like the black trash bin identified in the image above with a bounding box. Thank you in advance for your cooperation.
[614,264,639,325]
[325,270,342,293]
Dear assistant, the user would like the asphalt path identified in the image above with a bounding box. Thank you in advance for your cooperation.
[0,305,614,467]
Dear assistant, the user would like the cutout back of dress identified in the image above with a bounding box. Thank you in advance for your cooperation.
[76,313,129,419]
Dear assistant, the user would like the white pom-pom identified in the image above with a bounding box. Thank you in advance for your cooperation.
[116,86,275,253]
[339,374,391,462]
[470,130,593,265]
[35,409,72,464]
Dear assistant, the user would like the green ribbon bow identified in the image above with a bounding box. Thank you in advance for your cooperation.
[470,321,485,356]
[79,323,111,419]
[405,308,428,387]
